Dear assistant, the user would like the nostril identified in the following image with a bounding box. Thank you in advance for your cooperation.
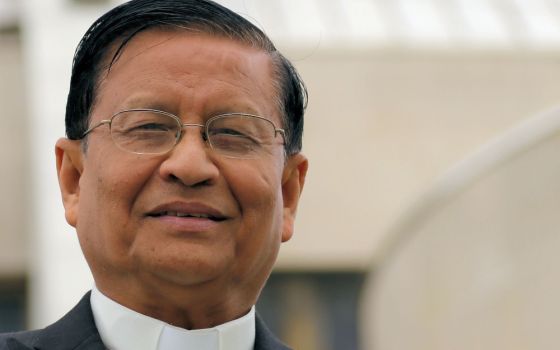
[164,171,214,187]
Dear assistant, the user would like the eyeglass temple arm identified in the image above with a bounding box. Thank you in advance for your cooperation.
[275,128,286,144]
[81,119,112,138]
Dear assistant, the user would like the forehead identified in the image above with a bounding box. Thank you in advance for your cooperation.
[94,29,279,121]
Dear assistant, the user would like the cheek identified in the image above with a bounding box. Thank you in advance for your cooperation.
[77,167,124,262]
[77,153,156,263]
[225,161,285,252]
[230,179,284,287]
[231,160,282,214]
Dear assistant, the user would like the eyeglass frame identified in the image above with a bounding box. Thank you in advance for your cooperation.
[80,108,287,156]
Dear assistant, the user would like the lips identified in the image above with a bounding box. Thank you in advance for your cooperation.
[153,212,213,219]
[147,202,228,222]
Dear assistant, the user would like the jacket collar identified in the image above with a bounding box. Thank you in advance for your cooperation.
[5,292,291,350]
[254,314,291,350]
[6,292,104,350]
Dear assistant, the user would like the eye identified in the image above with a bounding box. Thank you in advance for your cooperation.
[116,112,178,135]
[209,127,251,138]
[207,126,260,155]
[129,122,172,132]
[208,127,261,146]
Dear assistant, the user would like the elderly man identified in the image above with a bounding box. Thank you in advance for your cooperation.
[0,0,308,349]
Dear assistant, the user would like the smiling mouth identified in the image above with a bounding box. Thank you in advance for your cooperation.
[148,211,226,221]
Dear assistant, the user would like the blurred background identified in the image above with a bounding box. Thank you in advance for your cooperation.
[2,0,560,349]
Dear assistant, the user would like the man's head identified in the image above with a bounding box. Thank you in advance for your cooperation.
[55,0,308,328]
[65,0,306,156]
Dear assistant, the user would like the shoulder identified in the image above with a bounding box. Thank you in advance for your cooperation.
[0,292,104,350]
[254,313,292,350]
[0,329,43,349]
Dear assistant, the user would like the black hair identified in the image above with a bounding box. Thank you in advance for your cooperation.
[66,0,307,155]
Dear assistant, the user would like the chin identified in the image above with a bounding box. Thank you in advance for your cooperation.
[140,252,233,287]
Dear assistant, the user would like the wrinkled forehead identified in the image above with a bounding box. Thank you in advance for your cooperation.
[122,30,263,69]
[92,28,282,123]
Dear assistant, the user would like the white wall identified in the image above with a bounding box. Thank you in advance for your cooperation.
[0,35,27,277]
[280,50,560,270]
[20,0,114,328]
[361,110,560,349]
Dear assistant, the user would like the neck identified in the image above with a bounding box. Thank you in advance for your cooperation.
[95,277,258,329]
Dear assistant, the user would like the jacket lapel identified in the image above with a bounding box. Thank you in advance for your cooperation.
[254,313,292,350]
[30,292,105,350]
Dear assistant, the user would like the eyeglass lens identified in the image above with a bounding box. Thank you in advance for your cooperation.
[109,110,278,158]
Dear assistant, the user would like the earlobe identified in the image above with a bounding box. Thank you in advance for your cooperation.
[55,138,84,228]
[281,153,308,243]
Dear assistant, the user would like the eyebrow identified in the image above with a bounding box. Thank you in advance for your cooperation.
[120,97,265,118]
[120,96,171,112]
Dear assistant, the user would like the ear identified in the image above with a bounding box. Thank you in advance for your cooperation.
[55,138,84,228]
[281,153,308,243]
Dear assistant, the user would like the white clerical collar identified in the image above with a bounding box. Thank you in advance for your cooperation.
[90,286,255,350]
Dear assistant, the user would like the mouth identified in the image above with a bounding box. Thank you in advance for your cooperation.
[148,211,226,221]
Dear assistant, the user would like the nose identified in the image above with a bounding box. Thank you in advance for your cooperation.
[158,125,219,187]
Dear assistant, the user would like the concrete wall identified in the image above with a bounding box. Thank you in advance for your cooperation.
[0,34,27,277]
[361,111,560,349]
[281,49,560,270]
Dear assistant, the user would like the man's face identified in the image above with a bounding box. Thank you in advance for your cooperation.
[56,30,307,311]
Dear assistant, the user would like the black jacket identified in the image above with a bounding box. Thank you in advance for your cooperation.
[0,292,291,350]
